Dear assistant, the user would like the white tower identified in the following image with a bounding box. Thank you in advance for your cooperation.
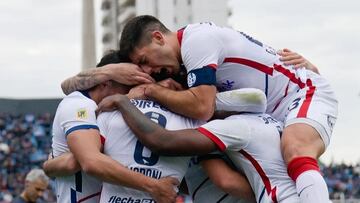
[82,0,96,70]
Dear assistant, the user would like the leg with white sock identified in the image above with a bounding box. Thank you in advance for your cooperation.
[287,157,330,202]
[281,123,330,203]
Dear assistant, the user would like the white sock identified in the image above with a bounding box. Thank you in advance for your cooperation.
[296,170,330,203]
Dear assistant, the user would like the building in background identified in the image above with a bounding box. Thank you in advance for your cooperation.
[101,0,136,53]
[82,0,96,70]
[100,0,230,54]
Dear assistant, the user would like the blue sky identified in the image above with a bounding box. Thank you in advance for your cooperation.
[0,0,359,164]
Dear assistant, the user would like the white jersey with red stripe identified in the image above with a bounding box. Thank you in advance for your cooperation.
[198,113,300,203]
[52,91,102,203]
[97,99,203,203]
[178,22,338,147]
[185,154,247,203]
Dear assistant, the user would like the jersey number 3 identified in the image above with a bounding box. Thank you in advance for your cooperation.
[133,112,167,166]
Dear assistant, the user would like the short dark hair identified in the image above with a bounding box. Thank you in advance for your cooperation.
[119,15,170,58]
[96,50,130,67]
[94,50,132,91]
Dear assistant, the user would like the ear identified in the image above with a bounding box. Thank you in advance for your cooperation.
[151,31,165,45]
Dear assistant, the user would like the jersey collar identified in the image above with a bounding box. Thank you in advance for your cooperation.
[79,90,91,99]
[177,27,186,47]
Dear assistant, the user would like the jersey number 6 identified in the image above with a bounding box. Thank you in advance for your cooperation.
[133,112,167,166]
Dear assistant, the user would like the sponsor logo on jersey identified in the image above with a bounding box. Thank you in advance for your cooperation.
[108,195,154,203]
[76,108,88,119]
[130,100,168,112]
[187,73,197,87]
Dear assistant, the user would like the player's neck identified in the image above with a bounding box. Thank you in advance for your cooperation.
[88,89,102,104]
[169,31,182,64]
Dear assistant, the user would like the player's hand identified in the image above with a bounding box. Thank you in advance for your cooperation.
[96,94,129,115]
[104,63,155,85]
[149,177,179,203]
[278,48,319,74]
[127,84,149,100]
[156,78,184,91]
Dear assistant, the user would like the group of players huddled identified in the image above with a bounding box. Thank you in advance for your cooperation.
[43,15,338,203]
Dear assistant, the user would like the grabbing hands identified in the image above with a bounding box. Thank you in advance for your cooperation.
[278,48,319,74]
[106,63,155,85]
[149,177,179,203]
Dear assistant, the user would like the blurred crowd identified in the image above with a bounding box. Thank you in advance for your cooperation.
[323,163,360,200]
[0,112,359,202]
[0,113,55,202]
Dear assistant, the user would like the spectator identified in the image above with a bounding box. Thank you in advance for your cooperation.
[11,169,49,203]
[0,113,55,203]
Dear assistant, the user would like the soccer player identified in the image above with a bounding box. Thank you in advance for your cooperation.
[47,51,178,203]
[114,16,337,202]
[62,49,318,202]
[96,94,302,202]
[50,86,266,203]
[96,99,203,202]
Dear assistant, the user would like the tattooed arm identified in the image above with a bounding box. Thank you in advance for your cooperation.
[61,68,107,95]
[61,63,155,95]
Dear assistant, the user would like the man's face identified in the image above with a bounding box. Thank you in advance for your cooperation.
[130,37,181,79]
[24,179,48,202]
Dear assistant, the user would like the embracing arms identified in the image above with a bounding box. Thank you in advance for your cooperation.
[97,94,217,156]
[61,63,154,95]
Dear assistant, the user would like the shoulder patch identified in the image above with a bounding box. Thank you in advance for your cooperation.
[76,108,88,119]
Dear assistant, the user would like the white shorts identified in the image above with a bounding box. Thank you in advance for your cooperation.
[272,72,338,148]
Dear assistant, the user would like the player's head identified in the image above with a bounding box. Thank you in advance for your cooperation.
[119,15,181,78]
[90,50,132,103]
[96,50,130,68]
[23,169,49,202]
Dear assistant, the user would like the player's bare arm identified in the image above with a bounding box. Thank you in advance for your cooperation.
[61,67,110,95]
[61,63,155,95]
[66,129,179,202]
[144,84,217,120]
[201,158,256,202]
[278,48,320,74]
[42,152,80,177]
[97,94,217,156]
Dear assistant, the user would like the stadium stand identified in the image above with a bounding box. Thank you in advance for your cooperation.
[323,162,360,202]
[0,112,56,202]
[0,110,359,202]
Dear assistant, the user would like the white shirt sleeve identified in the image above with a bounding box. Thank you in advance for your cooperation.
[197,118,251,152]
[180,23,225,88]
[58,96,98,137]
[182,23,224,71]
